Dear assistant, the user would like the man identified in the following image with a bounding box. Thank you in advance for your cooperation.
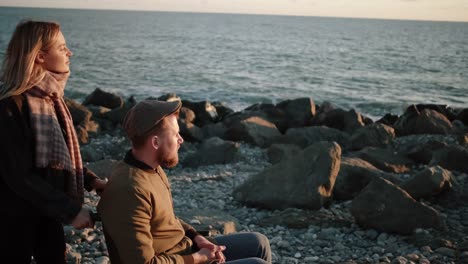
[98,99,271,264]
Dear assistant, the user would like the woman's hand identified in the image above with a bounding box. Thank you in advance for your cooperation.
[92,178,108,195]
[70,208,93,229]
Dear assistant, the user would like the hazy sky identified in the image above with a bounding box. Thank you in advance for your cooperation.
[1,0,468,22]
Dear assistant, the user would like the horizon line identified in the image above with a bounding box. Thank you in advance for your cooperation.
[1,5,468,23]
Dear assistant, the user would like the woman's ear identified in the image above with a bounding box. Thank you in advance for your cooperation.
[35,51,45,64]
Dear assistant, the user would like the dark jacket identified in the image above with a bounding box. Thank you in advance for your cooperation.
[0,94,97,223]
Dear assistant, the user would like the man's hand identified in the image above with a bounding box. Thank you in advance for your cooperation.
[194,235,226,263]
[70,207,93,229]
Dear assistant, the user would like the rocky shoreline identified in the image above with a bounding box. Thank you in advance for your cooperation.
[61,88,468,264]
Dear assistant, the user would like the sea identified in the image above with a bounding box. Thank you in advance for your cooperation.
[1,7,467,120]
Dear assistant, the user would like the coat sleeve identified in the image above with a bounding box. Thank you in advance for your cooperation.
[83,167,99,192]
[99,185,194,264]
[179,219,201,241]
[0,97,81,223]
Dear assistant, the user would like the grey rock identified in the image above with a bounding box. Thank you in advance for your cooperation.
[234,141,341,210]
[351,177,445,235]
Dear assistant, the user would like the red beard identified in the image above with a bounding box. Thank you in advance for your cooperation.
[158,151,178,168]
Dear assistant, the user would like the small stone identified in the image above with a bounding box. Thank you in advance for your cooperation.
[85,232,97,243]
[294,252,301,258]
[281,257,298,264]
[304,256,319,263]
[270,236,282,245]
[366,229,379,240]
[190,219,201,225]
[67,251,81,264]
[405,253,420,262]
[435,247,456,257]
[277,240,291,249]
[461,251,468,259]
[95,256,110,264]
[420,246,433,253]
[391,256,408,264]
[419,258,430,264]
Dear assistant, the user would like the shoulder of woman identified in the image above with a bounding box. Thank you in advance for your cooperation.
[0,94,28,120]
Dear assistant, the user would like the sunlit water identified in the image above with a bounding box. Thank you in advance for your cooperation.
[1,7,467,119]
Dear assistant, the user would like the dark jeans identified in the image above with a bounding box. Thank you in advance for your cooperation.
[1,214,66,264]
[214,232,272,264]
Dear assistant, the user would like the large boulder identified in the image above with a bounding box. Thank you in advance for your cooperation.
[351,177,445,235]
[102,96,136,124]
[276,126,349,149]
[224,104,284,132]
[65,98,92,127]
[376,113,399,127]
[312,107,365,134]
[394,107,453,136]
[413,104,457,121]
[348,123,395,150]
[404,140,448,164]
[274,97,316,133]
[429,144,468,173]
[179,107,196,124]
[233,141,341,210]
[182,137,239,167]
[400,166,453,200]
[181,100,218,127]
[156,93,180,102]
[211,101,234,122]
[178,119,204,142]
[83,88,123,109]
[267,144,301,164]
[75,125,88,145]
[354,147,414,173]
[456,108,468,126]
[225,116,281,148]
[333,157,400,201]
[202,122,227,140]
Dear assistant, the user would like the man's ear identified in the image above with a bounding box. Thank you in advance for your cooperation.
[151,136,159,150]
[35,51,45,64]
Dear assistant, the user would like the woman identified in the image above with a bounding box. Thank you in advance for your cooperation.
[0,20,107,263]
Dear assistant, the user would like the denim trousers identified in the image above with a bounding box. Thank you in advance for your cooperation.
[214,232,272,264]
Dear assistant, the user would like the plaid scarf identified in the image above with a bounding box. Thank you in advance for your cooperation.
[25,71,84,201]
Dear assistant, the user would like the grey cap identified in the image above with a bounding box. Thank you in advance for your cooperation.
[123,99,182,140]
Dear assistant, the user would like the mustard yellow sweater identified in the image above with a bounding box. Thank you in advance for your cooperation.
[98,154,196,264]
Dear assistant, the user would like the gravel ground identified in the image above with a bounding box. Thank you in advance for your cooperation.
[66,139,467,264]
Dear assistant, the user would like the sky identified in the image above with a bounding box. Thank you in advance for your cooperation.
[1,0,468,22]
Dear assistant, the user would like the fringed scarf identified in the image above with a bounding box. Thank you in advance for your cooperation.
[25,71,84,201]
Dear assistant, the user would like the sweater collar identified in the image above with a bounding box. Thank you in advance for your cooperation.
[124,150,157,173]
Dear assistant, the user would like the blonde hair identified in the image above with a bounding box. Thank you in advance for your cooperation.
[0,20,61,100]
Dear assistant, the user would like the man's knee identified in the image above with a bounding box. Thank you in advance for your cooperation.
[235,257,268,264]
[251,232,270,248]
